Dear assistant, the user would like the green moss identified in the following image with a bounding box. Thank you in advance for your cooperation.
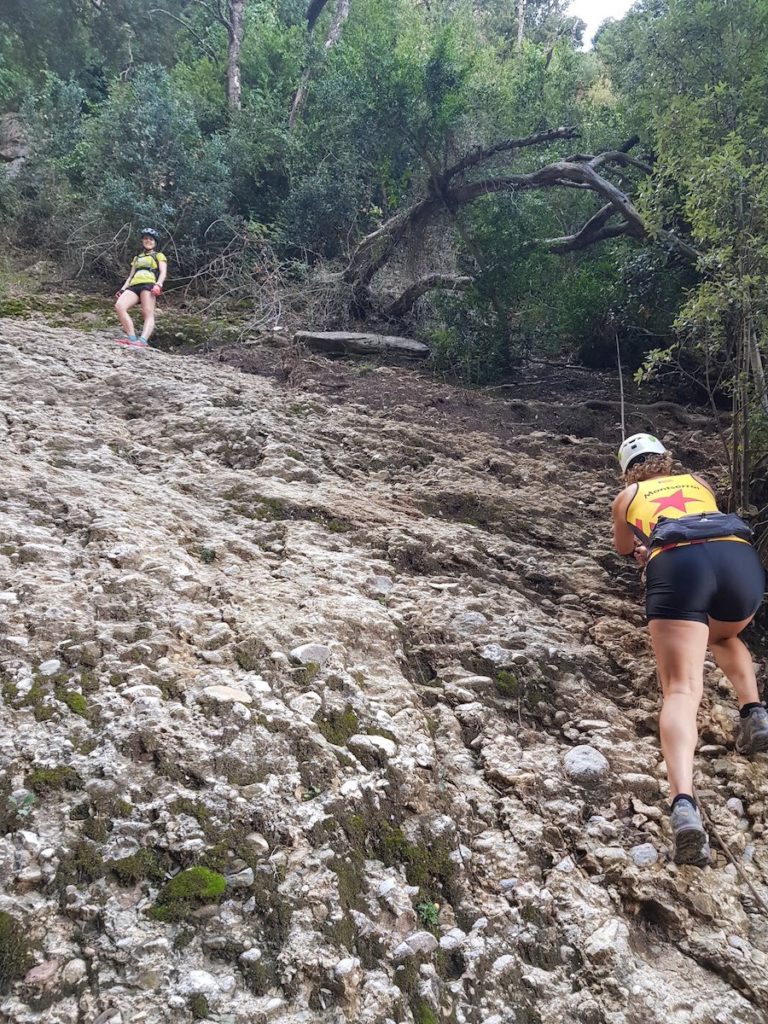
[494,670,519,697]
[56,838,106,886]
[170,798,211,829]
[190,994,209,1019]
[149,867,227,922]
[109,849,165,885]
[82,816,110,842]
[413,1000,439,1024]
[24,677,55,721]
[1,678,18,703]
[295,661,320,687]
[79,669,99,693]
[234,637,268,671]
[199,547,216,564]
[241,957,279,996]
[376,823,455,903]
[26,766,82,795]
[55,684,89,718]
[315,705,359,745]
[0,912,34,993]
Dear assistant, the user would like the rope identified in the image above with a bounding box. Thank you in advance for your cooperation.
[615,324,626,438]
[693,785,768,915]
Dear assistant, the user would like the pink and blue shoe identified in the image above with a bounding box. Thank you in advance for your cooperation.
[116,336,148,348]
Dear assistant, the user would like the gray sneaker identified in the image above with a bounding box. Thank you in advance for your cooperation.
[735,706,768,755]
[670,801,710,866]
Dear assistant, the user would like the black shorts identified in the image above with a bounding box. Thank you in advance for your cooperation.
[127,284,155,295]
[645,540,765,624]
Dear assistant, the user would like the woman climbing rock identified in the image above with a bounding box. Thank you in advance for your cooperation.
[114,228,168,348]
[612,433,766,866]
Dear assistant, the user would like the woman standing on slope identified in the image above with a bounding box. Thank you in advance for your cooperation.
[114,228,168,348]
[612,433,766,866]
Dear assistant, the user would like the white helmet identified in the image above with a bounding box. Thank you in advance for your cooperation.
[617,433,667,473]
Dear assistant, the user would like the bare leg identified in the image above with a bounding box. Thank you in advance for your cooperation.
[139,290,157,341]
[708,615,760,708]
[649,619,708,799]
[115,290,139,335]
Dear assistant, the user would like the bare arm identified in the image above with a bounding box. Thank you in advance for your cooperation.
[157,258,168,287]
[612,487,638,556]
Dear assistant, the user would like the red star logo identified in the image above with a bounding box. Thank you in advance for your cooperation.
[650,490,702,514]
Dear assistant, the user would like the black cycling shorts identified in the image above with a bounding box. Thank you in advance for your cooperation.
[645,540,765,624]
[127,283,156,295]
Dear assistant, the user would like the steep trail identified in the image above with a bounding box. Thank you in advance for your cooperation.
[1,318,767,1024]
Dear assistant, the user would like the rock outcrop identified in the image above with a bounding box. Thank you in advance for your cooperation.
[1,318,767,1024]
[0,113,27,177]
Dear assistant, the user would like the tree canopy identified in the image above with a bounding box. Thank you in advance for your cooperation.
[1,1,767,498]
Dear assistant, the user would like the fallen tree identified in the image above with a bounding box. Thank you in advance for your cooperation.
[342,128,699,318]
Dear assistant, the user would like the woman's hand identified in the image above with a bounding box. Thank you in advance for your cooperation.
[633,544,649,566]
[151,284,162,296]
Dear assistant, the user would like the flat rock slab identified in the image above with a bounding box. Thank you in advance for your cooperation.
[295,331,429,358]
[201,685,253,704]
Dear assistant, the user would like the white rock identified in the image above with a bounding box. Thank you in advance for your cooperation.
[62,958,87,985]
[178,970,219,996]
[290,643,331,666]
[563,745,610,786]
[226,867,254,888]
[726,797,745,818]
[631,843,659,867]
[584,918,630,963]
[594,846,628,864]
[0,591,19,605]
[201,685,253,704]
[38,659,62,676]
[240,948,262,963]
[244,833,269,856]
[334,956,360,977]
[451,611,488,634]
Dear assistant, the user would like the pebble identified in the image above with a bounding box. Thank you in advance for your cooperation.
[226,867,254,888]
[564,745,610,787]
[726,797,745,817]
[630,843,659,867]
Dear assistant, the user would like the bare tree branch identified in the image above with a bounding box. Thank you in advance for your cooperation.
[149,8,218,60]
[384,274,474,318]
[444,127,579,182]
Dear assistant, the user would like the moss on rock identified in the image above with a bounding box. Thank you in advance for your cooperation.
[315,705,358,745]
[0,912,34,992]
[26,765,82,795]
[149,867,227,922]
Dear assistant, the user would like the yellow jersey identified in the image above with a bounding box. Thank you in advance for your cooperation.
[626,473,744,557]
[129,251,167,286]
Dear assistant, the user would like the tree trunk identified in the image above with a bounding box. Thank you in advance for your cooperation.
[289,0,351,128]
[516,0,525,48]
[227,0,245,111]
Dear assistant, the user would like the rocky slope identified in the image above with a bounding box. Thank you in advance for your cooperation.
[1,318,767,1024]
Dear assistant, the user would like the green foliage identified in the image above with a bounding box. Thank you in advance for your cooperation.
[416,900,440,929]
[149,866,227,922]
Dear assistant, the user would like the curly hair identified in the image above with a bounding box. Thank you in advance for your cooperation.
[623,452,674,485]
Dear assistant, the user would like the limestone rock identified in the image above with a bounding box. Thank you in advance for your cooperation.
[563,744,610,787]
